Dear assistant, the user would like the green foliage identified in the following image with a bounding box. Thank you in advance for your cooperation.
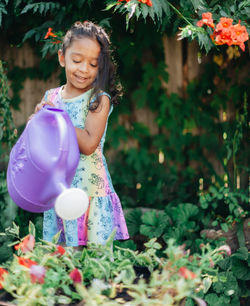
[195,246,250,305]
[20,1,60,15]
[199,186,249,230]
[0,0,8,26]
[140,210,170,238]
[0,61,17,157]
[1,222,236,305]
[0,61,18,263]
[105,0,171,28]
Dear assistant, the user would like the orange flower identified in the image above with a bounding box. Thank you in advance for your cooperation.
[179,267,197,279]
[44,27,57,39]
[231,21,249,51]
[138,0,152,6]
[208,16,249,51]
[214,28,233,46]
[216,17,233,31]
[14,235,35,253]
[18,257,38,268]
[197,12,214,29]
[0,268,8,289]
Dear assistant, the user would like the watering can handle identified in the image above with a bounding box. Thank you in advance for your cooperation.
[45,107,70,167]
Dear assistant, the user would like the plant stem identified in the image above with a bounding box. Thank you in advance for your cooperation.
[167,1,192,25]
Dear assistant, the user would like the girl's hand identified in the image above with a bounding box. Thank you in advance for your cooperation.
[34,100,55,113]
[28,100,55,121]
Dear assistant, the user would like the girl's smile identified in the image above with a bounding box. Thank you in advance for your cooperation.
[58,37,101,98]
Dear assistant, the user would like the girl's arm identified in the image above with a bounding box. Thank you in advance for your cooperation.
[75,95,110,155]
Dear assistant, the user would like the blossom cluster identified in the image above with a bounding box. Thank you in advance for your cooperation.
[0,234,82,288]
[197,12,249,51]
[117,0,153,7]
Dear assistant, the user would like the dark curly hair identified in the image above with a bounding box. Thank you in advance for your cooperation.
[62,21,122,110]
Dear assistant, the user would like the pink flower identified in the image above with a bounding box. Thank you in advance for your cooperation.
[29,265,46,284]
[14,235,35,253]
[217,245,231,256]
[69,268,82,283]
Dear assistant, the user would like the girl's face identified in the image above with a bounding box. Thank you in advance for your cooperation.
[58,37,100,96]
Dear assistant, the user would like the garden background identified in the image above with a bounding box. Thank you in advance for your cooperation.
[0,1,249,305]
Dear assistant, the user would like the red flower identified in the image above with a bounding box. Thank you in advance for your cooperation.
[29,265,46,284]
[179,267,197,279]
[214,28,233,46]
[44,27,57,39]
[18,257,38,268]
[52,245,66,256]
[197,12,215,29]
[0,268,8,289]
[14,235,35,253]
[69,268,82,283]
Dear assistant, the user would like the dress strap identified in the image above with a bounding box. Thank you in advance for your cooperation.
[89,91,113,115]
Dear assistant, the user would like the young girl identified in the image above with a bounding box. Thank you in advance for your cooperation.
[34,21,129,246]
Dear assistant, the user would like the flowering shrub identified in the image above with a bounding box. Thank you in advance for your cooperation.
[197,12,249,51]
[0,222,234,305]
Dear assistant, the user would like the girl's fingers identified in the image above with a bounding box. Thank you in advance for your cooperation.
[34,100,55,113]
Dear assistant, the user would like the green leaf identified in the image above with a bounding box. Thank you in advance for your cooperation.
[140,3,149,20]
[205,293,220,305]
[0,3,7,26]
[104,1,118,11]
[221,223,229,232]
[125,208,142,236]
[203,277,212,293]
[161,0,170,17]
[28,221,36,237]
[190,0,208,11]
[52,230,61,244]
[105,227,117,249]
[231,258,250,280]
[217,257,232,270]
[232,247,248,261]
[170,203,199,223]
[213,281,224,294]
[152,0,163,21]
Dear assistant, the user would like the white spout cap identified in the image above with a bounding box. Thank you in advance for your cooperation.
[55,188,89,220]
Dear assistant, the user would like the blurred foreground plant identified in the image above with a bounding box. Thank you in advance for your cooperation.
[0,222,233,305]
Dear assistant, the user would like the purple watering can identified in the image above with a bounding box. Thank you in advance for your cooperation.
[7,106,89,220]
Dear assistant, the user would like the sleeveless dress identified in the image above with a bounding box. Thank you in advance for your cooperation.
[42,87,129,246]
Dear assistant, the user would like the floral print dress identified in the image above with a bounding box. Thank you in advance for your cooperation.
[42,87,129,246]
